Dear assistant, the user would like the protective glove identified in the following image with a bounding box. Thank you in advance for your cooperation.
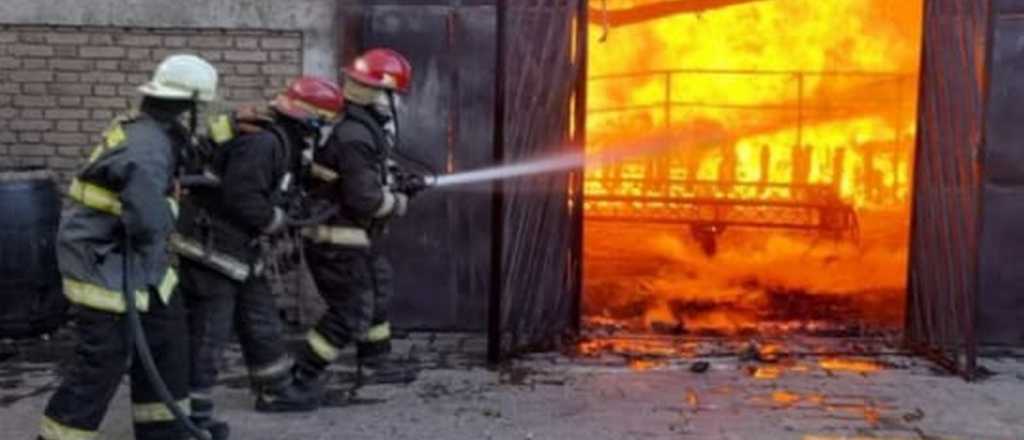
[392,191,409,217]
[394,173,431,198]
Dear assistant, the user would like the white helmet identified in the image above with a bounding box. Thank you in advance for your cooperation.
[138,54,218,102]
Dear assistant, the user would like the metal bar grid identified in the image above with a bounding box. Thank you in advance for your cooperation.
[585,199,857,233]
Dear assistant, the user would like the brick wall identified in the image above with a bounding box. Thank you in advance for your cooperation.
[0,25,304,184]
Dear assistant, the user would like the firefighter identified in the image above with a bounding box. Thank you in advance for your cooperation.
[39,54,218,440]
[294,48,426,392]
[174,77,344,429]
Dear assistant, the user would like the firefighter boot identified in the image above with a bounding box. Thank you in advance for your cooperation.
[190,395,231,440]
[291,344,330,400]
[192,418,230,440]
[254,372,320,413]
[356,346,419,385]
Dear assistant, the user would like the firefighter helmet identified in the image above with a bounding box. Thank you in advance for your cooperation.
[138,54,219,102]
[271,76,344,125]
[344,48,412,94]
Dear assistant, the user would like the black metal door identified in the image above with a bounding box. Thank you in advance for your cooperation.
[976,0,1024,346]
[338,1,585,354]
[338,1,497,330]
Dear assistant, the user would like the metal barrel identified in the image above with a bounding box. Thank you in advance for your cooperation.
[0,168,67,338]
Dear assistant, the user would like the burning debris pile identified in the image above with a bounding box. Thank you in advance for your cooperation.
[584,214,907,335]
[582,0,922,336]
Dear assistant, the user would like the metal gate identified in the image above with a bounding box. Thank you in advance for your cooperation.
[489,0,587,360]
[906,0,989,378]
[336,1,585,358]
[338,0,499,331]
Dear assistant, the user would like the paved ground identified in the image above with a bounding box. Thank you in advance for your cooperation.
[2,332,1023,440]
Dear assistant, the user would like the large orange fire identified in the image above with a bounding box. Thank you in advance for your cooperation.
[582,0,924,335]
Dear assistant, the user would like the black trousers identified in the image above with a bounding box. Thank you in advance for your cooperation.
[42,293,188,440]
[179,259,291,413]
[302,244,394,366]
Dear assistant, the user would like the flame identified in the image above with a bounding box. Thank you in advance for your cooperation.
[751,365,781,380]
[583,0,922,335]
[586,1,923,209]
[576,336,697,358]
[757,342,784,362]
[628,359,665,371]
[771,390,802,407]
[685,388,699,409]
[818,357,883,374]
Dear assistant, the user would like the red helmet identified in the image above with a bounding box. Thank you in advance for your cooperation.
[344,48,412,94]
[271,76,344,123]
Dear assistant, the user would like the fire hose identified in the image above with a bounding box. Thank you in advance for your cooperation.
[285,205,340,228]
[122,231,214,440]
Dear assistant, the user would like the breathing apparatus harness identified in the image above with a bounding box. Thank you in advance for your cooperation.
[383,91,437,195]
[344,91,436,199]
[179,107,296,278]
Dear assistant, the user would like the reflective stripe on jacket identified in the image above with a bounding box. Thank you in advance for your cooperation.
[57,114,183,314]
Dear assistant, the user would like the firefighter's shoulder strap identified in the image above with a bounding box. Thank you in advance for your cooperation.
[207,107,292,178]
[85,111,145,164]
[343,105,387,160]
[311,106,386,184]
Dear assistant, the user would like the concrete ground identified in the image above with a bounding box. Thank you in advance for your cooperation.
[2,332,1023,440]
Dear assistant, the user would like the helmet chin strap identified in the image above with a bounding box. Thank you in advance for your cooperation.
[188,91,200,139]
[382,90,438,181]
[386,91,399,149]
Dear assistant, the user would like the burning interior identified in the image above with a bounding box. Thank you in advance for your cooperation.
[582,0,924,337]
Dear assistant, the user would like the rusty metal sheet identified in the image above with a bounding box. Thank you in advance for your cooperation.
[906,0,989,377]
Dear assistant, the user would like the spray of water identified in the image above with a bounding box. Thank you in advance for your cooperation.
[430,128,730,189]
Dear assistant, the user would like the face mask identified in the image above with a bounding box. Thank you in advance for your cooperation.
[317,125,333,148]
[372,92,404,117]
[382,120,397,139]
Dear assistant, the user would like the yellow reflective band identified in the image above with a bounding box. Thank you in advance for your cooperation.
[104,124,126,149]
[301,226,371,247]
[155,268,178,305]
[86,143,106,164]
[208,113,236,144]
[39,416,98,440]
[189,390,213,401]
[167,197,179,220]
[67,179,122,216]
[365,322,391,343]
[373,190,397,218]
[250,356,293,379]
[169,233,252,282]
[311,162,339,182]
[307,330,341,362]
[63,278,150,314]
[86,123,128,164]
[133,399,190,423]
